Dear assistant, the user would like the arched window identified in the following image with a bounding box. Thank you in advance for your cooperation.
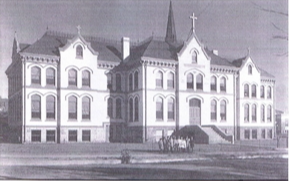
[167,98,174,120]
[31,95,41,119]
[46,68,55,85]
[220,77,226,92]
[252,104,256,122]
[116,74,121,91]
[129,98,133,122]
[134,71,138,90]
[107,73,112,90]
[244,104,249,122]
[82,70,90,87]
[129,74,133,91]
[267,86,271,99]
[156,71,163,88]
[248,65,252,74]
[252,85,256,98]
[267,105,271,122]
[76,45,83,58]
[46,95,55,119]
[261,105,265,122]
[31,67,41,85]
[156,97,163,120]
[134,97,139,121]
[220,100,226,121]
[82,97,90,119]
[68,69,77,86]
[260,86,265,98]
[211,100,217,121]
[68,96,77,119]
[116,98,122,118]
[107,98,113,118]
[244,84,249,97]
[210,76,216,91]
[192,51,197,63]
[187,73,194,89]
[167,72,174,89]
[196,74,203,90]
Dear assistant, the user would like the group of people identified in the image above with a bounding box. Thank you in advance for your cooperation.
[158,135,194,153]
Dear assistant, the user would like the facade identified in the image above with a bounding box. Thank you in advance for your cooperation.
[5,2,275,143]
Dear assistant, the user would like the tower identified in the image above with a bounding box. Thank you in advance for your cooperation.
[165,1,177,44]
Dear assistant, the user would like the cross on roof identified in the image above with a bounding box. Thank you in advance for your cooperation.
[77,25,81,34]
[190,13,197,32]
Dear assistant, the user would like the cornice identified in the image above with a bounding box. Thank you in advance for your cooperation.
[210,65,238,74]
[140,57,178,68]
[20,53,59,63]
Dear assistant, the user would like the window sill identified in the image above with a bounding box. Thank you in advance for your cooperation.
[45,119,56,122]
[220,120,227,122]
[211,119,217,122]
[167,119,175,122]
[76,56,83,59]
[68,119,77,122]
[31,118,41,121]
[156,119,164,122]
[81,119,91,122]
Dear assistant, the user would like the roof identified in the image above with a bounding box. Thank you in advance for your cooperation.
[204,47,235,67]
[259,68,275,78]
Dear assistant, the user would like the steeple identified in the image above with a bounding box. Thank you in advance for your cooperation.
[165,1,177,44]
[12,31,20,59]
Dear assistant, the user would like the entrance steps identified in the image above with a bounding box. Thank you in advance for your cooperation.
[202,127,232,144]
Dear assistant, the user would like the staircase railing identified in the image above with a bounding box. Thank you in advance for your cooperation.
[203,125,233,143]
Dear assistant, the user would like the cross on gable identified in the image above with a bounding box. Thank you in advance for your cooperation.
[77,25,81,34]
[189,13,197,32]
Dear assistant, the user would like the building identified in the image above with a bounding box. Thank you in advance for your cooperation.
[0,97,8,113]
[5,2,275,143]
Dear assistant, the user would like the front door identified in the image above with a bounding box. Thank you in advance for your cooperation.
[189,99,201,125]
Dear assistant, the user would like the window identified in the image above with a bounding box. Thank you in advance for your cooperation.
[187,73,194,89]
[192,51,197,63]
[68,130,77,142]
[129,74,133,91]
[244,84,249,97]
[31,130,41,142]
[167,72,174,89]
[46,68,55,85]
[107,74,112,90]
[248,65,252,74]
[220,100,226,121]
[211,76,216,91]
[82,70,90,87]
[267,105,271,122]
[116,74,121,91]
[268,129,272,139]
[196,74,203,90]
[107,98,113,118]
[129,98,133,122]
[261,105,265,122]
[82,130,91,142]
[168,98,174,120]
[156,97,163,120]
[82,97,90,119]
[244,129,250,139]
[31,67,41,85]
[68,96,77,119]
[244,104,249,122]
[260,86,264,98]
[156,71,163,88]
[211,100,217,121]
[252,129,257,139]
[68,69,77,86]
[46,95,55,119]
[267,86,271,99]
[134,97,139,121]
[32,95,41,119]
[261,129,266,139]
[220,77,226,92]
[76,45,83,58]
[134,71,138,90]
[252,85,256,98]
[46,130,55,142]
[252,104,256,122]
[116,98,122,119]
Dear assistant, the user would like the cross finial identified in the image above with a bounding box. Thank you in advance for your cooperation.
[77,25,81,34]
[189,13,197,32]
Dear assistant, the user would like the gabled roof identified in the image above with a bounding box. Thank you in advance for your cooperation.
[204,47,235,67]
[259,68,275,78]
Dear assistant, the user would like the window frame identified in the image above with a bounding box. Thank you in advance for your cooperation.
[31,95,41,119]
[68,96,77,120]
[156,71,163,89]
[46,68,55,86]
[210,76,217,91]
[156,97,163,120]
[76,45,83,58]
[186,73,194,90]
[196,74,203,90]
[82,97,90,120]
[211,100,217,121]
[82,70,90,87]
[31,67,41,85]
[68,69,77,86]
[167,98,175,120]
[46,95,55,119]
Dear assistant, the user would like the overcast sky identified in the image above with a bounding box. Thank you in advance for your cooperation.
[0,0,288,111]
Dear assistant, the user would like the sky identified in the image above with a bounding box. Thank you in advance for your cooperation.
[0,0,288,111]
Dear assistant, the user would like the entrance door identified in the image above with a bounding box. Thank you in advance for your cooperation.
[189,99,201,125]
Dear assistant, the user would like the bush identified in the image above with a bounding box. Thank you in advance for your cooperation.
[121,149,131,164]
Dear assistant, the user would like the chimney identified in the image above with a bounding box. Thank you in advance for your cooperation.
[213,50,218,55]
[121,37,130,61]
